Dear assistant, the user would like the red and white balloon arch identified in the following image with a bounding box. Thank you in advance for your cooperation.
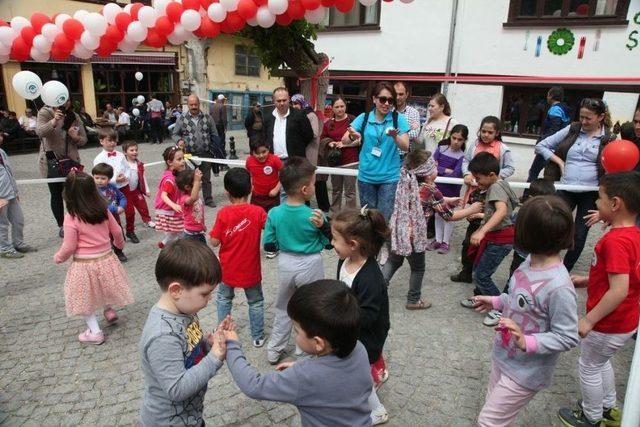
[0,0,413,63]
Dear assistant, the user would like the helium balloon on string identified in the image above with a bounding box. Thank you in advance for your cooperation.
[135,71,143,81]
[12,70,43,100]
[41,80,70,107]
[137,95,145,104]
[601,140,640,173]
[132,108,140,117]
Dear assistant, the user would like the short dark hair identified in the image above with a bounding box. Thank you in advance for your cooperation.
[287,280,360,358]
[528,178,556,198]
[98,127,117,141]
[393,81,410,94]
[372,81,396,100]
[279,156,316,195]
[548,86,564,102]
[175,169,194,193]
[249,134,269,153]
[600,171,640,214]
[92,163,114,180]
[515,195,574,255]
[619,121,635,141]
[155,239,222,291]
[121,140,138,152]
[468,152,500,176]
[224,168,251,198]
[273,86,289,96]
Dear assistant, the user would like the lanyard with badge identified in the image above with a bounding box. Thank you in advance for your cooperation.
[370,120,388,158]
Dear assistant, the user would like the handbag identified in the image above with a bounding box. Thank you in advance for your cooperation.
[45,138,83,178]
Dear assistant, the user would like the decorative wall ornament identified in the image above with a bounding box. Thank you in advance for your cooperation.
[547,28,575,55]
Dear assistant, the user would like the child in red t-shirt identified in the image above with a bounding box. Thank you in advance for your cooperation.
[245,137,283,214]
[210,168,268,348]
[176,169,206,244]
[559,171,640,427]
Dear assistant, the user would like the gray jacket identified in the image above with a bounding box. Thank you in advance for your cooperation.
[36,107,87,178]
[0,149,18,200]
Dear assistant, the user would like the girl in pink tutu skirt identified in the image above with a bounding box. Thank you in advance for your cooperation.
[154,146,186,248]
[54,172,134,345]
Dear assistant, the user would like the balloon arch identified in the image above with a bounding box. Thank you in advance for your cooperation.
[0,0,413,64]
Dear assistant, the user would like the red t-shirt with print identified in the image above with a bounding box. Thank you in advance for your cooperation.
[210,203,267,287]
[587,226,640,334]
[179,193,206,232]
[245,154,283,196]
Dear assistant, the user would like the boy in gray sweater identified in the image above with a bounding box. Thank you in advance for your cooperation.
[139,239,226,427]
[220,280,374,427]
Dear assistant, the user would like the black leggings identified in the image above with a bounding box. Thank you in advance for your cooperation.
[48,182,65,227]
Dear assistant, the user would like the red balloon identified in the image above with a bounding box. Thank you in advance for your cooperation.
[144,28,166,48]
[220,19,234,34]
[30,12,52,33]
[0,19,8,27]
[576,4,589,15]
[201,0,214,8]
[21,27,37,46]
[166,2,184,23]
[301,0,321,10]
[276,12,293,25]
[182,0,201,10]
[335,0,354,13]
[115,13,133,33]
[287,0,306,19]
[10,37,31,61]
[155,16,174,36]
[104,25,124,43]
[226,12,246,31]
[199,17,220,37]
[255,0,268,5]
[130,3,145,20]
[63,18,84,41]
[601,140,640,173]
[96,38,117,57]
[50,45,70,61]
[237,0,258,20]
[54,33,74,53]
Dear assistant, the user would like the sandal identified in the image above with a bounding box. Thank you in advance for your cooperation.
[405,299,432,310]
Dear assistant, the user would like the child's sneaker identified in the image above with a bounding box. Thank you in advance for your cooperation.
[78,329,105,345]
[371,408,389,426]
[425,240,441,251]
[577,401,620,427]
[483,310,502,326]
[460,297,476,308]
[146,221,156,228]
[252,336,266,348]
[437,242,450,254]
[265,251,278,259]
[103,308,118,324]
[558,406,605,427]
[0,249,24,259]
[126,232,140,244]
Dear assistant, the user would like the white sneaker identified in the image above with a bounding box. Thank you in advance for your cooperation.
[483,310,502,327]
[371,409,389,426]
[252,336,265,348]
[265,251,278,259]
[146,221,156,228]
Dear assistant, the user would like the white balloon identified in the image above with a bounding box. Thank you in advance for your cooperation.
[220,0,239,12]
[127,21,148,43]
[167,33,183,45]
[80,31,100,50]
[256,7,276,28]
[72,43,93,59]
[135,71,144,81]
[180,9,202,32]
[103,3,122,24]
[118,40,138,53]
[54,14,71,28]
[32,35,52,53]
[132,108,140,117]
[41,81,70,107]
[0,27,18,46]
[12,71,43,100]
[137,95,146,104]
[73,10,90,22]
[10,16,31,33]
[138,6,158,28]
[30,47,50,62]
[86,13,108,37]
[267,0,288,15]
[358,0,377,5]
[0,54,9,64]
[0,44,10,56]
[124,4,134,14]
[154,0,171,15]
[304,6,326,24]
[246,17,258,26]
[172,23,189,39]
[207,3,227,22]
[41,23,61,42]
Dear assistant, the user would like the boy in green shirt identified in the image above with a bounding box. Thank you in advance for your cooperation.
[263,156,330,364]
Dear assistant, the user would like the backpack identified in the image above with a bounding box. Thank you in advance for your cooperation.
[359,110,399,151]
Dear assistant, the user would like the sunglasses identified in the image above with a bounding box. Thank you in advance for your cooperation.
[376,96,394,105]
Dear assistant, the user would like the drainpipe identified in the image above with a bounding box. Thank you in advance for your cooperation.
[442,0,459,97]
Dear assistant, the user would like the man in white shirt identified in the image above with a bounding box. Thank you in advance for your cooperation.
[18,109,37,135]
[116,106,130,139]
[263,87,313,160]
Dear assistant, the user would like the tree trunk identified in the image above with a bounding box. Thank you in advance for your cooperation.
[184,39,209,101]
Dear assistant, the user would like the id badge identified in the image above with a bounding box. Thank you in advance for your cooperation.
[371,147,382,157]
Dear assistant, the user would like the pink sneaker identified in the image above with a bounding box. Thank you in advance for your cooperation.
[78,329,105,345]
[103,308,118,324]
[425,240,441,251]
[437,242,450,254]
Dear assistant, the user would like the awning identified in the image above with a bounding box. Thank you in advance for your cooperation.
[26,52,177,66]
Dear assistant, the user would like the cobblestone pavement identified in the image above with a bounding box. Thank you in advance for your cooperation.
[0,133,634,426]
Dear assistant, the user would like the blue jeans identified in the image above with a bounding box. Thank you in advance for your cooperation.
[358,180,398,222]
[473,243,513,296]
[216,283,264,340]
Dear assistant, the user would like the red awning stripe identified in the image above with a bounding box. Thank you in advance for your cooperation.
[25,52,176,66]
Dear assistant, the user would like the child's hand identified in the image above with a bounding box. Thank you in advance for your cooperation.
[571,275,589,288]
[498,318,526,351]
[473,296,494,313]
[469,201,484,214]
[347,127,361,142]
[172,203,183,213]
[463,175,476,186]
[117,207,124,214]
[310,209,325,228]
[275,361,296,371]
[223,330,239,341]
[210,329,227,361]
[470,229,486,246]
[468,213,484,221]
[0,199,8,209]
[218,314,236,332]
[116,173,127,183]
[194,169,203,181]
[578,317,594,338]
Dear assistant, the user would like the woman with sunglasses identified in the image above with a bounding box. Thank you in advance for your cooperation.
[343,82,410,221]
[535,98,614,271]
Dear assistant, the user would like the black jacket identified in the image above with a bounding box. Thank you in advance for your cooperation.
[262,108,313,158]
[337,257,390,364]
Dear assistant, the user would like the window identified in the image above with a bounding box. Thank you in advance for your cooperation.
[501,85,604,137]
[20,63,84,110]
[505,0,630,26]
[235,45,260,77]
[324,3,380,30]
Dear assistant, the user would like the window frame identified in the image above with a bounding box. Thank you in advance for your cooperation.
[504,0,630,27]
[323,3,381,32]
[234,45,261,78]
